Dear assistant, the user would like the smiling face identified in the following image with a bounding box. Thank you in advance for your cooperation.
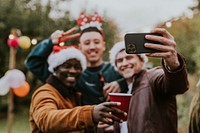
[54,59,82,87]
[115,50,144,84]
[79,31,105,67]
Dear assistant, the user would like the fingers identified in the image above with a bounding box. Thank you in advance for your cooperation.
[99,102,123,115]
[62,27,78,36]
[144,28,177,59]
[50,30,64,45]
[51,27,80,45]
[100,111,122,124]
[150,28,174,40]
[147,28,176,50]
[101,110,126,123]
[103,102,121,107]
[97,122,110,129]
[145,28,180,69]
[102,102,127,117]
[94,102,127,124]
[59,33,80,42]
[103,82,121,101]
[51,30,64,38]
[144,42,175,53]
[103,85,110,101]
[145,35,176,48]
[100,117,114,125]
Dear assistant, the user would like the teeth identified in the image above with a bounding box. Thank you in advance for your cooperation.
[67,77,75,82]
[89,51,97,54]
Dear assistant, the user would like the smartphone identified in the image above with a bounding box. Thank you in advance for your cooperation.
[124,33,162,54]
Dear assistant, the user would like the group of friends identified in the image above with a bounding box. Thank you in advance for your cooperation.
[25,12,189,133]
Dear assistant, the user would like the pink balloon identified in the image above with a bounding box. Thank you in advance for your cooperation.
[7,37,19,47]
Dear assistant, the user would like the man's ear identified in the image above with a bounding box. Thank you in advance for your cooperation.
[78,43,82,50]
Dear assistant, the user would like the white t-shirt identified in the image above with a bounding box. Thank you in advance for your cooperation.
[119,83,133,133]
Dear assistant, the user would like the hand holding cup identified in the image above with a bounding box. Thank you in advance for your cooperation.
[109,93,132,121]
[93,102,127,125]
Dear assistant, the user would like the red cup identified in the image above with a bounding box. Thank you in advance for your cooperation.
[109,93,132,121]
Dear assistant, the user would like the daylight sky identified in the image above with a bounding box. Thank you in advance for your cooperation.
[44,0,198,35]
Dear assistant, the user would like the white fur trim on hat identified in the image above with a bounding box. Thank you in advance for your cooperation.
[48,47,87,73]
[109,41,148,70]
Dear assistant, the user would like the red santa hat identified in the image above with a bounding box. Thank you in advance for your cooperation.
[109,41,148,70]
[48,45,87,73]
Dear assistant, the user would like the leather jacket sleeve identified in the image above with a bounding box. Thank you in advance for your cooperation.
[152,54,189,96]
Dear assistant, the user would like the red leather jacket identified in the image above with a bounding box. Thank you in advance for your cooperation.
[127,55,189,133]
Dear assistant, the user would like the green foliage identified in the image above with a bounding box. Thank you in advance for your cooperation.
[0,0,120,107]
[102,20,121,61]
[0,106,31,133]
[166,13,200,74]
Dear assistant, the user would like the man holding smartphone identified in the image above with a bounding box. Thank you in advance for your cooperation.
[109,28,189,133]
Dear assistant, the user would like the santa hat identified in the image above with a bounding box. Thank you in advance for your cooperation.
[48,45,87,73]
[109,41,148,70]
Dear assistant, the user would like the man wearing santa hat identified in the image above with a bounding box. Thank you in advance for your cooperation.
[29,45,127,133]
[109,28,189,133]
[25,12,128,133]
[25,12,127,104]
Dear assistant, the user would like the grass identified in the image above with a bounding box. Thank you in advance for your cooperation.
[0,106,31,133]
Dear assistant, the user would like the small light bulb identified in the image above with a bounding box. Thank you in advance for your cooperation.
[165,22,172,28]
[9,34,14,39]
[31,38,37,45]
[59,42,65,46]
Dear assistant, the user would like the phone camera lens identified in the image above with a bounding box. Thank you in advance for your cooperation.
[127,44,136,53]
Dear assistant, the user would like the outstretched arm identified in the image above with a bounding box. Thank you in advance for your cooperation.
[145,28,189,95]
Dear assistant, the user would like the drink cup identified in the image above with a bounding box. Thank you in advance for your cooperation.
[109,93,132,121]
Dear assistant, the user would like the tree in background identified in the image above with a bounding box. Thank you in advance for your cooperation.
[166,12,200,74]
[0,0,120,109]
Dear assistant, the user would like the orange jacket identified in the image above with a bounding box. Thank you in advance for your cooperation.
[30,83,96,133]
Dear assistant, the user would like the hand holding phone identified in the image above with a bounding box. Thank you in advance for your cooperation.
[124,33,162,54]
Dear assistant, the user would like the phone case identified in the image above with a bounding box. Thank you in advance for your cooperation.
[124,33,162,54]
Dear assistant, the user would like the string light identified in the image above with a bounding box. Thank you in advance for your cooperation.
[165,22,172,28]
[31,38,37,45]
[9,34,14,39]
[59,42,65,46]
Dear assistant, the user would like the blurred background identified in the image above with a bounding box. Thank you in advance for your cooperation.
[0,0,200,132]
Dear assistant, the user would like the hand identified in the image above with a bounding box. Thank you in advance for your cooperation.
[144,28,180,71]
[97,122,110,133]
[92,102,126,124]
[103,81,121,102]
[50,27,80,45]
